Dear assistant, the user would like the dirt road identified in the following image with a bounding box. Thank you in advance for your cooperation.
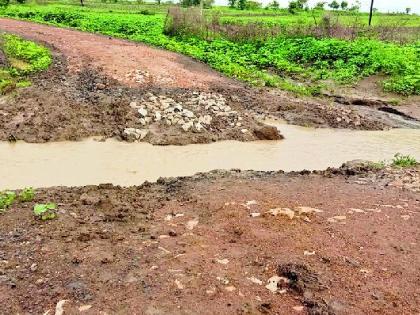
[0,164,419,314]
[1,18,418,144]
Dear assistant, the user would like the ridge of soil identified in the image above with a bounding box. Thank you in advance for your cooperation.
[0,19,418,144]
[0,163,419,314]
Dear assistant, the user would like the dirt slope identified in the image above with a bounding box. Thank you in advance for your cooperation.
[0,165,419,314]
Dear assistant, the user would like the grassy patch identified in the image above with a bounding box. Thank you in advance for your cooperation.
[391,153,418,168]
[0,33,51,93]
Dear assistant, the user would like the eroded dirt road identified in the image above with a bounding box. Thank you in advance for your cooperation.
[1,19,418,144]
[0,164,419,314]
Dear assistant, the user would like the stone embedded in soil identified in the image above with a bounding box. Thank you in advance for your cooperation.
[127,91,246,134]
[253,125,283,140]
[123,128,148,141]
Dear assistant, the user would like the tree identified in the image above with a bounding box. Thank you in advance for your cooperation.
[0,0,9,7]
[16,0,26,3]
[238,0,247,10]
[314,1,326,10]
[328,0,340,10]
[228,0,236,8]
[406,7,411,14]
[288,0,306,13]
[268,0,279,9]
[340,1,348,10]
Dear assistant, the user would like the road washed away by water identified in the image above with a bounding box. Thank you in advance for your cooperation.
[1,123,419,189]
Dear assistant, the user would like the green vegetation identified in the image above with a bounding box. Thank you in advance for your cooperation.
[19,187,35,202]
[0,190,16,213]
[33,203,57,220]
[391,153,418,167]
[0,33,51,93]
[1,2,419,95]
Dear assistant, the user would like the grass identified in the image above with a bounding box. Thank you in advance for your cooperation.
[1,3,419,95]
[0,33,51,93]
[391,153,418,167]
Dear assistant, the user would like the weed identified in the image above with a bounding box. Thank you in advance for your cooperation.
[19,187,35,202]
[391,153,418,168]
[33,203,57,220]
[0,191,16,212]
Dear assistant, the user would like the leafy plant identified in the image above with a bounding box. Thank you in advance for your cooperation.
[33,203,57,220]
[0,191,16,213]
[391,153,418,167]
[19,187,35,202]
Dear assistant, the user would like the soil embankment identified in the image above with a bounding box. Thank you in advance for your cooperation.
[0,164,419,314]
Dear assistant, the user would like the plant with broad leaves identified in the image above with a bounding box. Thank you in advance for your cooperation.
[19,187,35,202]
[33,203,57,220]
[0,191,16,213]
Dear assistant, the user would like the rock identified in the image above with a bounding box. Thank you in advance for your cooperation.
[268,208,295,220]
[241,129,249,134]
[193,122,204,133]
[155,111,162,121]
[186,219,199,230]
[129,101,138,109]
[138,107,148,117]
[123,128,149,141]
[254,126,283,140]
[198,115,212,125]
[79,193,100,205]
[182,122,193,132]
[55,300,68,315]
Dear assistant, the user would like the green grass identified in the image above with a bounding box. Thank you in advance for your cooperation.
[1,3,419,95]
[0,33,51,93]
[391,153,418,167]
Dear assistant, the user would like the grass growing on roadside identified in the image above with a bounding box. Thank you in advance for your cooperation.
[0,34,51,94]
[1,4,419,95]
[391,153,418,168]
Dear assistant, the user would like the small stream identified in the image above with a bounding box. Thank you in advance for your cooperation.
[1,122,419,189]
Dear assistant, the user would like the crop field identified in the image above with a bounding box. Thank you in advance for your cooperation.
[1,2,419,96]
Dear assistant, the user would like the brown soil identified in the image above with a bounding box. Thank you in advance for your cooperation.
[0,164,419,314]
[0,19,417,144]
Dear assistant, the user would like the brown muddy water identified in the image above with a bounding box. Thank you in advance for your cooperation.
[1,123,420,189]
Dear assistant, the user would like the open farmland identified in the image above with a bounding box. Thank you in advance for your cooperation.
[0,1,419,314]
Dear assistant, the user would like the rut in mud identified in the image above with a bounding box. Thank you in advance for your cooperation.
[0,165,419,314]
[0,19,419,145]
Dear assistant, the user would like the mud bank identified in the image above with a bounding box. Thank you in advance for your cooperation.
[0,165,419,314]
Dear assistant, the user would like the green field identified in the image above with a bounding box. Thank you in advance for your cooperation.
[1,1,419,95]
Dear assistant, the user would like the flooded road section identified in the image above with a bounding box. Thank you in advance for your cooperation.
[1,123,420,189]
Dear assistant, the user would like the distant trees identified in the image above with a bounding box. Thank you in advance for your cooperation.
[405,7,411,14]
[340,1,348,10]
[238,0,247,10]
[288,0,308,13]
[328,0,340,10]
[314,1,326,10]
[267,0,280,10]
[228,0,236,8]
[180,0,214,8]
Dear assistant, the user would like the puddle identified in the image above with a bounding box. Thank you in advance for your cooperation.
[1,123,419,189]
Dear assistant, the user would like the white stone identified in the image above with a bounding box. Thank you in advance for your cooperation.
[155,111,162,121]
[138,107,148,117]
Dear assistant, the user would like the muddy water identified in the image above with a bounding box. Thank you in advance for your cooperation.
[1,123,420,189]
